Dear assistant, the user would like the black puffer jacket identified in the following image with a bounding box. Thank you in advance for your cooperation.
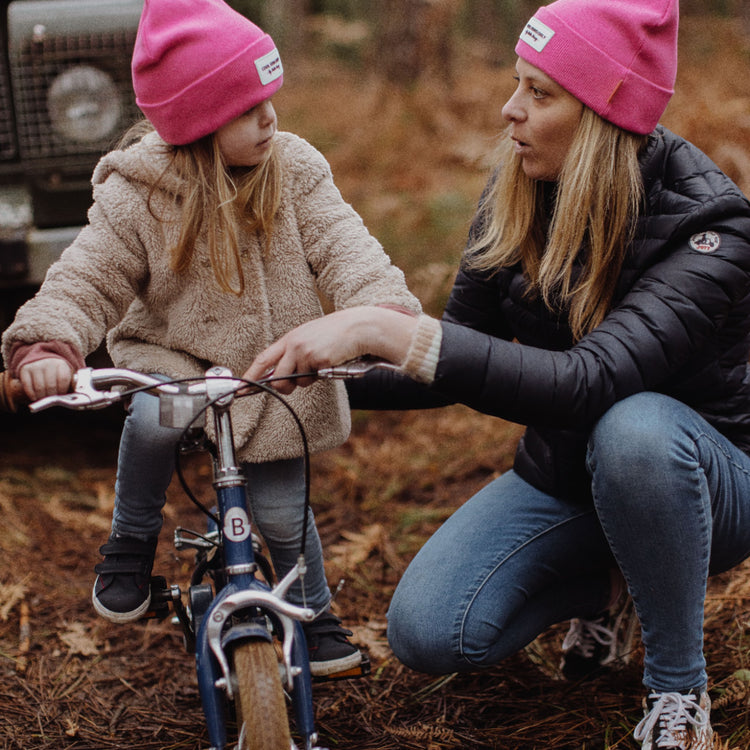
[349,126,750,500]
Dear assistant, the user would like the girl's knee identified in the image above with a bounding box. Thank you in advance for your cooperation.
[254,512,310,546]
[125,391,183,446]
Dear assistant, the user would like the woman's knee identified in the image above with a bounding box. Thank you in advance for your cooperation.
[387,585,461,674]
[588,392,686,478]
[388,591,522,673]
[387,562,519,674]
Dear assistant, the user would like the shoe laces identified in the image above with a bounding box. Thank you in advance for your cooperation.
[561,616,615,658]
[633,692,709,748]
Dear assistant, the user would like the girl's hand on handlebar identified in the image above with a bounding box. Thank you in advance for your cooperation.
[244,306,418,394]
[18,357,74,401]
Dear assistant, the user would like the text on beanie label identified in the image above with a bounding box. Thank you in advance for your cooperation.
[520,17,555,53]
[256,48,283,86]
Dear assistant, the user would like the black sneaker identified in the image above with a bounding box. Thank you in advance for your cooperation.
[633,691,712,749]
[92,536,157,623]
[560,592,637,680]
[303,610,363,677]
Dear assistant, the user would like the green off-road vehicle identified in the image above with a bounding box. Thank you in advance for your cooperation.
[0,0,143,324]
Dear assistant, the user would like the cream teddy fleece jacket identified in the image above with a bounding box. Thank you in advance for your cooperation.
[2,131,420,461]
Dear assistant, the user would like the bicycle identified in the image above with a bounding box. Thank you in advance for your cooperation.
[0,358,392,750]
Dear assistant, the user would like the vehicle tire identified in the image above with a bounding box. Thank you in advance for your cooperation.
[232,639,292,750]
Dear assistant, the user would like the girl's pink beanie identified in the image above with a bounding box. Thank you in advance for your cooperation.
[131,0,283,145]
[516,0,678,135]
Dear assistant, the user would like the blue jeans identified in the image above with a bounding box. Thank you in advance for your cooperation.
[111,388,331,611]
[387,392,750,693]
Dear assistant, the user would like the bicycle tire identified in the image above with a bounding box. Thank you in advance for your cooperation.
[232,639,292,750]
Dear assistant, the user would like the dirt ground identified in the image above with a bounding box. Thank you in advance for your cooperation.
[1,404,750,750]
[2,13,750,750]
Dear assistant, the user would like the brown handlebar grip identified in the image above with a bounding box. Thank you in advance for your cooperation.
[0,371,26,413]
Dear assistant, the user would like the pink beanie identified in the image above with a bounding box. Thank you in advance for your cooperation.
[132,0,283,145]
[515,0,678,135]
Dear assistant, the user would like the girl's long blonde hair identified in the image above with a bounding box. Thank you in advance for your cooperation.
[120,119,282,295]
[467,107,648,340]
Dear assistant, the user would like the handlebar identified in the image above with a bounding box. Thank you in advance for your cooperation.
[0,357,401,414]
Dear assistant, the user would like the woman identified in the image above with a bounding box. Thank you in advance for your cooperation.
[247,0,750,745]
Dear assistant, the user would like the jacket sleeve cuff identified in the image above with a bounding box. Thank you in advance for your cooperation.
[8,340,85,377]
[375,302,420,316]
[400,315,442,384]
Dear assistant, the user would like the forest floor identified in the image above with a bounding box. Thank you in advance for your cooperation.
[2,404,750,750]
[2,14,750,750]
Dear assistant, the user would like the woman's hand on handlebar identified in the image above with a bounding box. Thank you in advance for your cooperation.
[244,306,418,394]
[18,357,74,402]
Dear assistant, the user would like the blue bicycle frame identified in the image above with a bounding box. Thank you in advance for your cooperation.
[187,370,318,750]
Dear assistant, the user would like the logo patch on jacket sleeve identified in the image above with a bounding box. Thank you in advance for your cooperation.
[689,231,721,253]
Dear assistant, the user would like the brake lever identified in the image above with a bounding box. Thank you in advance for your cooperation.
[29,391,121,412]
[316,357,401,378]
[28,367,124,413]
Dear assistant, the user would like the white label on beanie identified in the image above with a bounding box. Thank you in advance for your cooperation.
[256,48,283,86]
[520,17,555,53]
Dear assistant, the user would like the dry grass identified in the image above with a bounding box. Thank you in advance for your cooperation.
[2,404,750,748]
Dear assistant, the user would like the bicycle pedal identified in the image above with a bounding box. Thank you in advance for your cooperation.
[313,652,371,681]
[143,575,171,621]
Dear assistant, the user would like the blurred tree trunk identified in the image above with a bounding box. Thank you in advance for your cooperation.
[740,0,750,37]
[231,0,310,52]
[263,0,310,52]
[471,0,539,66]
[681,0,745,13]
[472,0,505,66]
[375,0,461,85]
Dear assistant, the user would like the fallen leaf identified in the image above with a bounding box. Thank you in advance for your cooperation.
[0,581,29,621]
[328,523,384,567]
[59,621,99,656]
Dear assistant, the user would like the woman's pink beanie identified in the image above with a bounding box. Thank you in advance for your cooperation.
[131,0,283,145]
[516,0,678,134]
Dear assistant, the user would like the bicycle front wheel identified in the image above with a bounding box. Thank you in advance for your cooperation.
[232,639,292,750]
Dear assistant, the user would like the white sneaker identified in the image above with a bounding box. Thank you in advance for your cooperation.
[634,691,712,749]
[560,593,637,680]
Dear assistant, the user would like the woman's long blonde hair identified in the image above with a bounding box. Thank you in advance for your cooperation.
[120,119,282,295]
[467,107,648,340]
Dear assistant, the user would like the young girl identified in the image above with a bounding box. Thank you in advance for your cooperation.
[247,0,750,744]
[1,0,420,678]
